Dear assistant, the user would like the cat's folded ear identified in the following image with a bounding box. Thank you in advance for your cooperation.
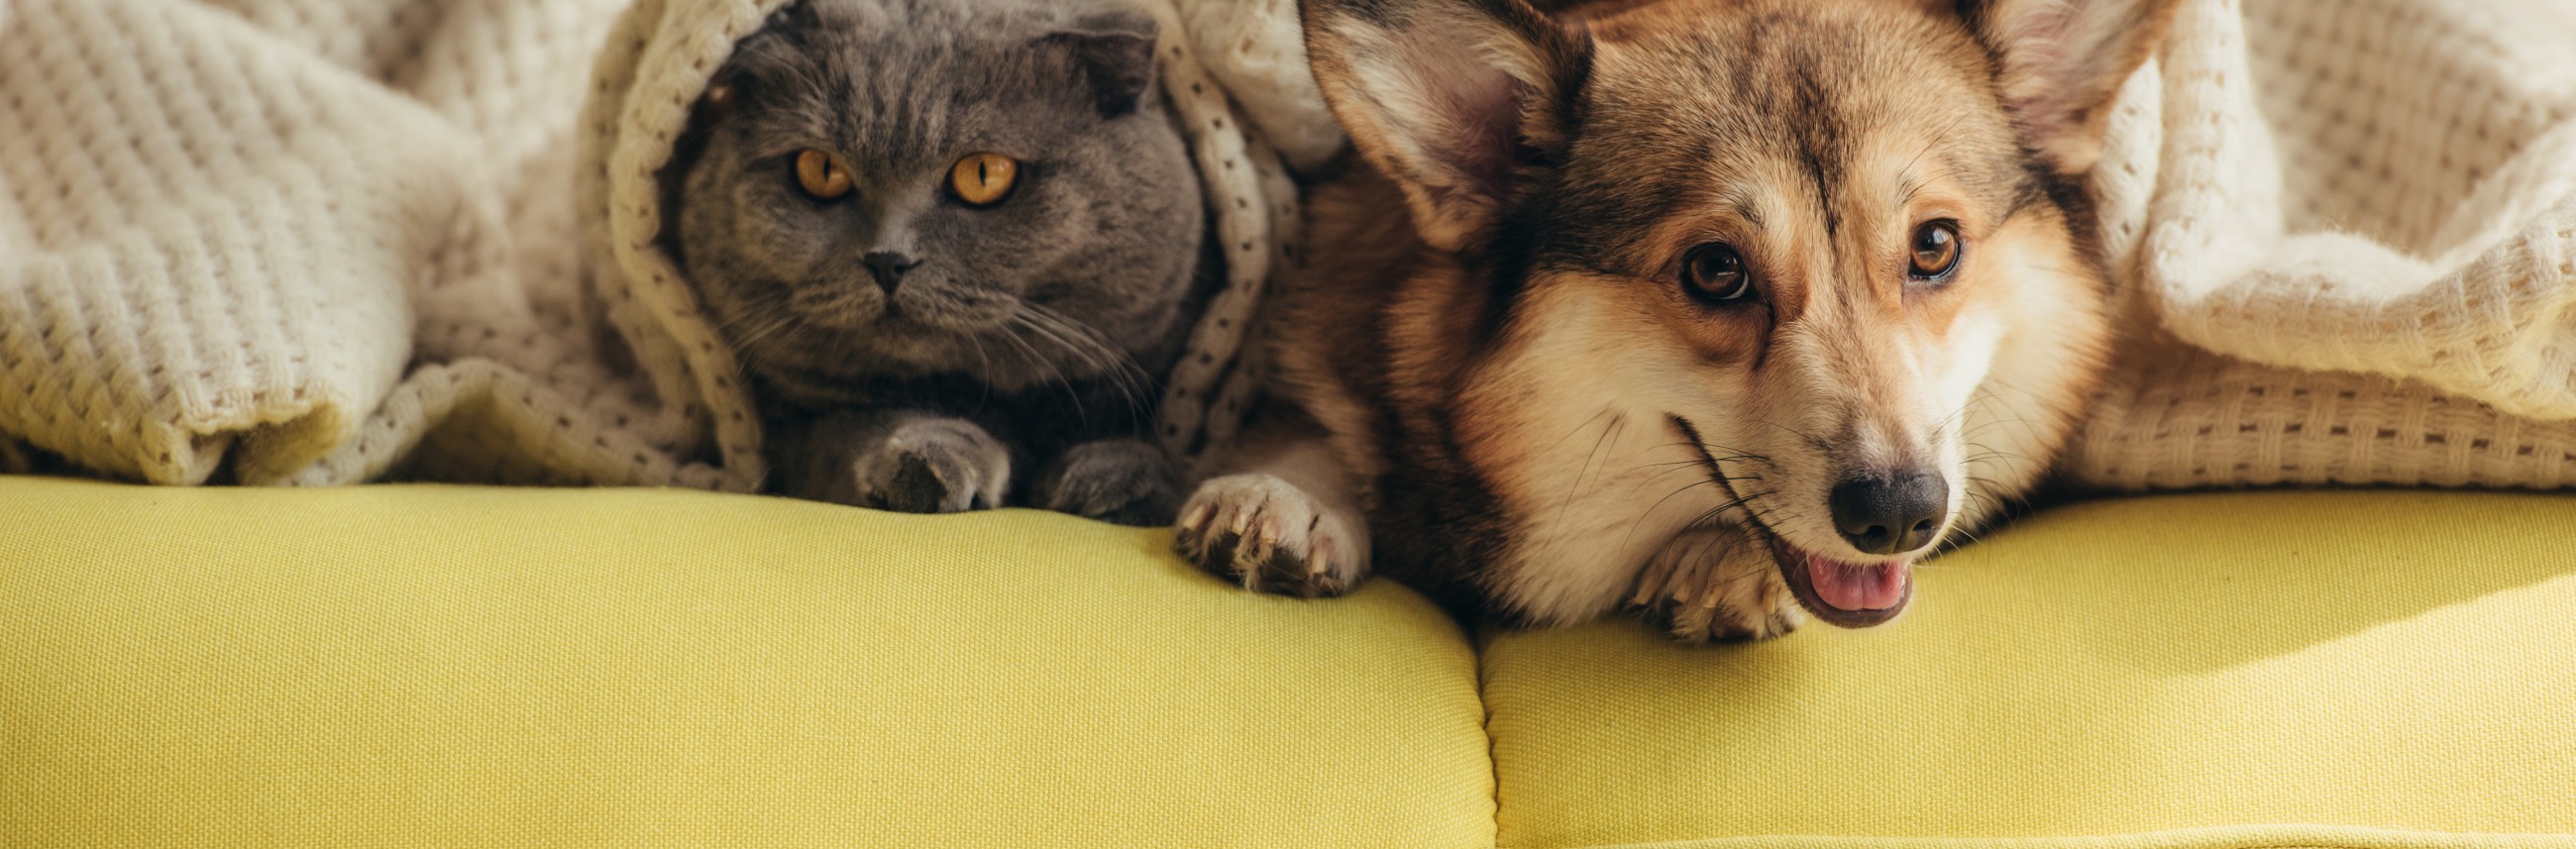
[694,64,756,122]
[701,81,739,113]
[1044,9,1160,119]
[697,14,804,121]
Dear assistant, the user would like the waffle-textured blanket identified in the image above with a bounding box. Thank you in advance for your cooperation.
[0,0,1322,487]
[2072,0,2576,489]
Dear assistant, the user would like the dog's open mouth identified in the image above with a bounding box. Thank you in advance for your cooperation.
[1771,542,1912,628]
[1668,414,1914,629]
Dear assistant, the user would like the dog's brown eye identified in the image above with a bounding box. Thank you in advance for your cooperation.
[1909,220,1961,279]
[795,150,854,201]
[1681,243,1755,304]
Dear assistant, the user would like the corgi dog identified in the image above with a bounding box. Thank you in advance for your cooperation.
[1177,0,2175,639]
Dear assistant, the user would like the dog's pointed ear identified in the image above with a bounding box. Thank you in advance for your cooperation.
[1301,0,1591,251]
[1965,0,2183,175]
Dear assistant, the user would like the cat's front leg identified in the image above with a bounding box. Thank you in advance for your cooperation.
[771,409,1012,513]
[1029,439,1176,526]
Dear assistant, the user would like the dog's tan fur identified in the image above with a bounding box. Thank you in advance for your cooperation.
[1178,0,2177,639]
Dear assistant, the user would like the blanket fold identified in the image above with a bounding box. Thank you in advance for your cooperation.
[2071,0,2576,489]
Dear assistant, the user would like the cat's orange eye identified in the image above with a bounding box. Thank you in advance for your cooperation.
[949,153,1019,207]
[795,150,853,201]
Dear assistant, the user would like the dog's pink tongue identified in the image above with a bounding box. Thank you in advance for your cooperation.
[1807,556,1908,611]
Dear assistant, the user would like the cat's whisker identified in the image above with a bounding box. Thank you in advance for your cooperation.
[966,334,996,417]
[1012,313,1126,426]
[995,316,1091,424]
[1039,307,1155,416]
[1013,305,1155,426]
[715,308,803,361]
[1035,316,1148,424]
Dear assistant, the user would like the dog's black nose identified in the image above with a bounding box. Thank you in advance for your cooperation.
[862,251,920,294]
[1829,473,1948,556]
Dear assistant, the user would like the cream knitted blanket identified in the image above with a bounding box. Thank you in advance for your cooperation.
[2072,0,2576,489]
[7,0,2575,494]
[0,0,1315,487]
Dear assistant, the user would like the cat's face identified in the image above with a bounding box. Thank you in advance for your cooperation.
[674,0,1204,402]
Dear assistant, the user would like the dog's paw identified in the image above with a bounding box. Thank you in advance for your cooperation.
[1627,525,1804,642]
[850,417,1011,514]
[1174,474,1369,597]
[1031,440,1176,526]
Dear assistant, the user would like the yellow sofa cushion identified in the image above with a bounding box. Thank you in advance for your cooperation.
[13,478,2575,849]
[0,478,1495,848]
[1483,490,2576,849]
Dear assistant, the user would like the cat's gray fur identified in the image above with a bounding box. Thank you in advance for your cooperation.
[667,0,1214,524]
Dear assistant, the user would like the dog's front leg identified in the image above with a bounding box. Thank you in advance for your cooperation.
[1626,524,1804,642]
[1174,405,1372,597]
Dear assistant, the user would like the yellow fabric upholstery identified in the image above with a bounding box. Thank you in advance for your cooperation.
[1483,490,2576,849]
[10,478,2576,848]
[0,478,1494,848]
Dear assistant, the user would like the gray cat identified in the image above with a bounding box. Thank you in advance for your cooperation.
[667,0,1215,525]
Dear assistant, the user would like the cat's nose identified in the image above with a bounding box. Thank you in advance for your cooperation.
[861,251,921,294]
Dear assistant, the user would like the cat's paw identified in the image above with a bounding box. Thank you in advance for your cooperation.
[1626,525,1804,642]
[1174,474,1369,597]
[850,417,1011,514]
[1031,440,1176,526]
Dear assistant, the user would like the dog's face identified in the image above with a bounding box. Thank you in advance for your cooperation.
[1302,0,2170,629]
